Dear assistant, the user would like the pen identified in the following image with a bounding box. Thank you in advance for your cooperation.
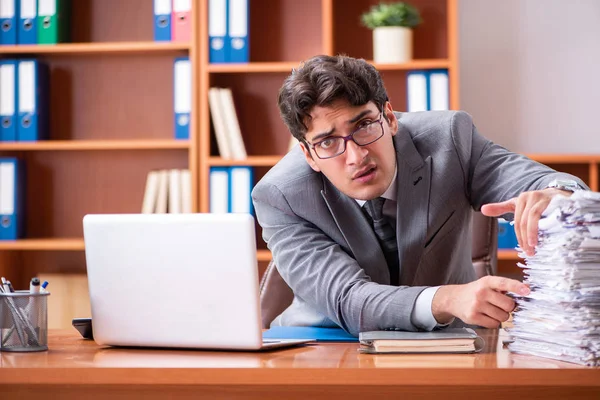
[41,281,49,294]
[0,282,27,346]
[30,277,40,294]
[1,277,10,294]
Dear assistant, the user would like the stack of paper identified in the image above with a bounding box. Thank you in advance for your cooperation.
[508,191,600,366]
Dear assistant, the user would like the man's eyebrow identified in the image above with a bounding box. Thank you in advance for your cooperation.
[348,109,375,124]
[311,128,335,143]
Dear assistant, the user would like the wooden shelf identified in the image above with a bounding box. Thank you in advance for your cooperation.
[370,59,451,70]
[498,249,521,261]
[0,239,273,263]
[526,154,600,163]
[0,42,190,55]
[208,156,283,167]
[208,62,299,73]
[257,249,272,262]
[0,238,84,251]
[0,140,190,151]
[207,59,451,74]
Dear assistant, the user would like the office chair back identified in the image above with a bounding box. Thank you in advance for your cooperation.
[259,212,498,328]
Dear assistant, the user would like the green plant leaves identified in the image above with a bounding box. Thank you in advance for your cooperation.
[360,2,422,29]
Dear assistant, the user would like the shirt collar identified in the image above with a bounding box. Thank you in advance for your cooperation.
[355,165,398,206]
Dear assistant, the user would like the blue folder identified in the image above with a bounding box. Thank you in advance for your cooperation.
[263,326,358,342]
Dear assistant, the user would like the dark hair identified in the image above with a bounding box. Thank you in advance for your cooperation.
[277,54,389,141]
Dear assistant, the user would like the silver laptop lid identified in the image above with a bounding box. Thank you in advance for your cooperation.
[83,213,262,349]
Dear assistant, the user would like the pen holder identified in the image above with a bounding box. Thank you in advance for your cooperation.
[0,291,50,352]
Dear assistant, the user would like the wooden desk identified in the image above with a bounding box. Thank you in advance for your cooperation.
[0,329,598,399]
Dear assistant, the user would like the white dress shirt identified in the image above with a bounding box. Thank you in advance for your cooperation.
[355,168,443,331]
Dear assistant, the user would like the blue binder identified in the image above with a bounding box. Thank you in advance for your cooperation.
[263,327,358,342]
[153,0,171,42]
[17,59,49,141]
[227,0,248,63]
[209,167,230,213]
[208,0,228,63]
[18,0,37,44]
[229,166,253,215]
[0,60,18,141]
[0,158,25,240]
[498,219,518,249]
[173,57,190,140]
[428,69,449,111]
[0,0,18,45]
[406,70,429,112]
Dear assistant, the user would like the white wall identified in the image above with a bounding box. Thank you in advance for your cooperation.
[459,0,600,153]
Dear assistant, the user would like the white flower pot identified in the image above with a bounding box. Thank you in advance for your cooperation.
[373,26,413,64]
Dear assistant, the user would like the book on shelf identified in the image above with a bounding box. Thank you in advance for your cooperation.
[208,0,249,63]
[358,328,485,354]
[209,166,253,214]
[0,59,50,142]
[173,57,191,140]
[141,169,191,214]
[0,157,25,240]
[406,69,449,112]
[38,0,71,45]
[208,86,247,160]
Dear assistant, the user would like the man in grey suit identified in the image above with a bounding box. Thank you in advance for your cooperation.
[251,55,586,336]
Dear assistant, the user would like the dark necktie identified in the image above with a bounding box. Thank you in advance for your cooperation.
[364,198,400,286]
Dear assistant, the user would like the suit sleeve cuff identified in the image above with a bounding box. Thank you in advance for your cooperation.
[411,286,453,331]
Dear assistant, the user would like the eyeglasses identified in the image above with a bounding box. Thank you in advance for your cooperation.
[307,114,385,159]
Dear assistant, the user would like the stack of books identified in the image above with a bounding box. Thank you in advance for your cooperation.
[141,169,192,214]
[508,191,600,366]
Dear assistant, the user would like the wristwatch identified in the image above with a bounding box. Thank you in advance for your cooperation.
[546,179,581,193]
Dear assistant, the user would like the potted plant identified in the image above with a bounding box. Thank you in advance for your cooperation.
[361,2,422,64]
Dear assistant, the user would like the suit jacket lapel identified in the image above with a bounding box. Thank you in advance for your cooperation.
[321,178,391,284]
[393,117,432,285]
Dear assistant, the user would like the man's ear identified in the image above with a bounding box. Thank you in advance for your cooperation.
[384,101,398,136]
[300,142,321,172]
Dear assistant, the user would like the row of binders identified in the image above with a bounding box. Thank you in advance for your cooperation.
[142,169,192,214]
[0,158,24,240]
[208,87,246,159]
[407,69,449,112]
[0,59,49,142]
[1,57,189,141]
[208,0,249,63]
[0,0,70,45]
[209,166,253,215]
[153,0,191,42]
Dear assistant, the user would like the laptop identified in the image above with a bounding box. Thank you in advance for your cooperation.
[82,213,311,350]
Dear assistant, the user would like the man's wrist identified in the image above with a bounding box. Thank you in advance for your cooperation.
[431,285,457,324]
[546,179,581,193]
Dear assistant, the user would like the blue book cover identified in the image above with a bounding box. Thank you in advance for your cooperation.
[208,0,228,63]
[0,0,18,45]
[173,57,190,139]
[17,59,50,141]
[18,0,38,45]
[263,326,358,342]
[153,0,171,42]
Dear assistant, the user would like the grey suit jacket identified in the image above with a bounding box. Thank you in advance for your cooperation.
[251,111,585,336]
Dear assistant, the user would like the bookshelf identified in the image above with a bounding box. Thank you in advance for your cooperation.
[0,0,594,303]
[0,0,199,291]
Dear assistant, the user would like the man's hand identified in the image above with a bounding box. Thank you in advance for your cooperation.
[480,188,572,256]
[432,276,530,328]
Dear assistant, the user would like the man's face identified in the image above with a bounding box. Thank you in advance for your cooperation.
[300,100,398,201]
